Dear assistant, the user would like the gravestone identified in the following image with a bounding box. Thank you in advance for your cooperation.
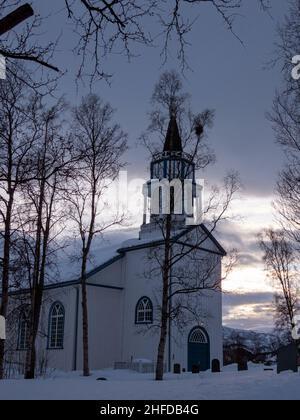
[238,360,248,371]
[211,359,221,373]
[192,365,200,374]
[277,343,298,374]
[173,363,181,374]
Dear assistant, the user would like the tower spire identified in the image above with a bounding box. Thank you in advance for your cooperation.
[163,115,183,153]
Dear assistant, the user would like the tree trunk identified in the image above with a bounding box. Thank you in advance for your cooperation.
[155,288,169,381]
[155,215,171,381]
[0,197,13,379]
[81,256,90,377]
[25,181,54,379]
[24,177,45,379]
[24,286,42,379]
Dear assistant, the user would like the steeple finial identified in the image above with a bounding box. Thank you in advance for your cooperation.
[163,115,183,153]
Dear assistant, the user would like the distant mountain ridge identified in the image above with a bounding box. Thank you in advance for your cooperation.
[223,326,278,354]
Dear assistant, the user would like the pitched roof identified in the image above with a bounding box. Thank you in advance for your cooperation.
[4,225,226,295]
[4,254,124,296]
[118,224,226,257]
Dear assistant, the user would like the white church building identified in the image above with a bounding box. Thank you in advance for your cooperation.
[7,116,226,374]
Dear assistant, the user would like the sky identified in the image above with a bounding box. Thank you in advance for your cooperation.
[29,0,292,332]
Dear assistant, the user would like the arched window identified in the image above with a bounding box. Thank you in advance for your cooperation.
[189,327,208,344]
[135,297,153,324]
[18,306,30,350]
[48,302,65,349]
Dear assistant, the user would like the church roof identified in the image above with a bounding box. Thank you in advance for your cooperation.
[163,116,183,153]
[4,254,124,297]
[4,225,226,296]
[118,224,227,257]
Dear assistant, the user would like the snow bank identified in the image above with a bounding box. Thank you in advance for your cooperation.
[0,364,299,400]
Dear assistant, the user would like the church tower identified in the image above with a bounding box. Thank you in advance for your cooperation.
[140,115,203,239]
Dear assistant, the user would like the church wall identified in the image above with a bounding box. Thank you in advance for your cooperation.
[6,280,124,374]
[168,244,223,370]
[75,285,123,370]
[37,286,78,373]
[170,289,223,371]
[120,238,223,372]
[72,257,124,370]
[5,227,224,375]
[120,248,165,366]
[170,245,222,370]
[5,286,78,374]
[85,256,124,288]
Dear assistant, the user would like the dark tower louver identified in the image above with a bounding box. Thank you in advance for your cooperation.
[163,116,183,153]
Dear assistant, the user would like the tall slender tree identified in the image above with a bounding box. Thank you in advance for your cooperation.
[259,229,299,342]
[67,94,127,376]
[265,0,300,341]
[269,0,300,250]
[0,69,37,379]
[141,71,239,380]
[22,98,73,379]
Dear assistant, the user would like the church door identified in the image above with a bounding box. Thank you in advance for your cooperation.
[188,327,210,372]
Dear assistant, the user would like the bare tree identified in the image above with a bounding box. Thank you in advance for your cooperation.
[0,1,57,69]
[1,1,271,84]
[269,0,300,250]
[0,3,34,36]
[262,0,300,344]
[19,98,74,379]
[66,94,127,376]
[150,176,238,380]
[141,70,216,170]
[0,69,39,379]
[140,71,239,380]
[259,229,299,342]
[0,2,60,92]
[63,0,270,81]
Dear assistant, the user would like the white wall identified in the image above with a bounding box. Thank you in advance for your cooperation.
[37,286,78,372]
[75,286,123,371]
[120,248,162,365]
[120,229,224,371]
[6,226,224,374]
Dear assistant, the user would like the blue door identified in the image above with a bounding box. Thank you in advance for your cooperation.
[188,327,210,372]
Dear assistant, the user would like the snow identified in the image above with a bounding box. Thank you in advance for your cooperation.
[57,228,138,281]
[132,359,153,364]
[0,364,299,400]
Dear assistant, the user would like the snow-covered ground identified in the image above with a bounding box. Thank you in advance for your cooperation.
[0,364,299,400]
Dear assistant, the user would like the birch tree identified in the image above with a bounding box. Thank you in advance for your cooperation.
[1,1,270,83]
[21,98,73,379]
[142,71,239,380]
[67,94,127,376]
[259,229,299,342]
[269,0,300,250]
[0,69,37,379]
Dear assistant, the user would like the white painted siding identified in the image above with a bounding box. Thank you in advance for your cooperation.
[5,226,224,374]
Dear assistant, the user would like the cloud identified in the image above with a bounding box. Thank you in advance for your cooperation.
[223,291,275,332]
[223,291,274,306]
[216,215,269,271]
[237,252,262,267]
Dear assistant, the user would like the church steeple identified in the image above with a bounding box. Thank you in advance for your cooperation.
[163,116,183,153]
[140,114,203,238]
